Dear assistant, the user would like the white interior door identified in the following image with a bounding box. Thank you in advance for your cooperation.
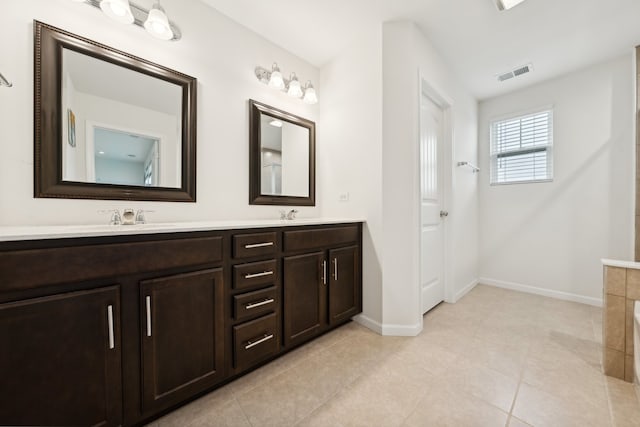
[420,93,445,314]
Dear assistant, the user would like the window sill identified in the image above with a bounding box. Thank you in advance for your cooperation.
[490,178,553,186]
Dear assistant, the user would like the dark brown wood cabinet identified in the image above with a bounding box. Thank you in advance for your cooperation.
[281,226,362,350]
[283,252,326,347]
[0,222,361,427]
[0,286,122,427]
[329,246,361,325]
[140,269,225,414]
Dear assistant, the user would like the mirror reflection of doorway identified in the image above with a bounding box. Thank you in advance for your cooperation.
[87,126,160,187]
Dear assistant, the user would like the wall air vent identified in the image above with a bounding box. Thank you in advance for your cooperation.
[496,63,533,82]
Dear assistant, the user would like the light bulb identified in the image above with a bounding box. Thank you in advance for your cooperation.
[144,3,174,40]
[100,0,134,24]
[269,63,285,90]
[287,73,303,98]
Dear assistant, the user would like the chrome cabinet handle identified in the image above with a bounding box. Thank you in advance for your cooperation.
[245,298,275,310]
[245,271,274,279]
[146,296,152,337]
[107,305,115,350]
[245,242,274,249]
[245,333,274,350]
[333,258,338,281]
[322,260,327,285]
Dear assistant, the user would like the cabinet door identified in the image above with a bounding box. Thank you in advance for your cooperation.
[141,268,224,413]
[0,286,122,427]
[283,252,326,347]
[329,246,360,325]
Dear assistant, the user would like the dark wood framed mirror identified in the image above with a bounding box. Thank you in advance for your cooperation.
[249,100,315,206]
[34,21,197,202]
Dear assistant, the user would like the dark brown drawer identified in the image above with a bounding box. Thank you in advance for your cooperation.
[233,313,279,371]
[233,232,278,259]
[283,226,358,252]
[233,259,278,291]
[233,286,278,322]
[0,236,223,294]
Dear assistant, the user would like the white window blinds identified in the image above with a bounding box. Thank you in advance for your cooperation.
[490,109,553,184]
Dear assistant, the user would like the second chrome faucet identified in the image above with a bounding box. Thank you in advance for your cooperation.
[101,209,152,225]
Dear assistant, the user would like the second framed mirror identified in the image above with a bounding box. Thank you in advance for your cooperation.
[249,100,315,206]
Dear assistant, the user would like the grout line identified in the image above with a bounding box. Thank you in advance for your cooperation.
[234,396,255,427]
[507,334,536,423]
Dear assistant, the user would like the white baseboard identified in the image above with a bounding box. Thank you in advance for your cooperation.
[449,278,479,303]
[353,314,422,336]
[353,314,382,334]
[479,277,603,307]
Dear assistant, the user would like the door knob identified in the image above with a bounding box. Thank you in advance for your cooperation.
[440,211,449,218]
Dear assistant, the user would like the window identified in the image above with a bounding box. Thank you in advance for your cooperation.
[490,108,553,184]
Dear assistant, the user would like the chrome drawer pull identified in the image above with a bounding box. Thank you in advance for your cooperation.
[322,260,327,285]
[245,270,274,279]
[333,258,338,281]
[107,305,115,350]
[146,296,152,337]
[245,298,275,310]
[245,333,274,350]
[244,242,274,249]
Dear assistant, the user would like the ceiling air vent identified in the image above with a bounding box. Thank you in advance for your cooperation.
[496,63,533,82]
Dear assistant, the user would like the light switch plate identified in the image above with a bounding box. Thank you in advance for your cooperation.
[339,192,350,202]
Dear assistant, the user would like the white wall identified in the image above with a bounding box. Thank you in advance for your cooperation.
[478,55,635,305]
[319,21,479,335]
[0,0,319,226]
[318,28,384,327]
[380,22,479,334]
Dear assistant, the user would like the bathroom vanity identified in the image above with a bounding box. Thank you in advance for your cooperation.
[0,219,362,426]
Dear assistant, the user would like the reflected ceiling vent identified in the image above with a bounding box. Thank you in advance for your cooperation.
[497,63,533,82]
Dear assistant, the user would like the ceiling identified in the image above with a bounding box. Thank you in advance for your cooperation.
[200,0,640,99]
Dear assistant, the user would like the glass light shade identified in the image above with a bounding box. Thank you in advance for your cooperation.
[303,83,318,104]
[269,69,285,90]
[287,75,303,98]
[144,4,174,40]
[495,0,527,10]
[100,0,134,24]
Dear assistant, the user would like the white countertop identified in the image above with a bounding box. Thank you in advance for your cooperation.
[0,218,365,242]
[602,258,640,270]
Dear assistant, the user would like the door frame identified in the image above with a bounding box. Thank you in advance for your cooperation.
[417,75,454,326]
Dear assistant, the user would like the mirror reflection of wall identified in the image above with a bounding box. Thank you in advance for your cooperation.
[61,48,182,188]
[92,128,159,186]
[259,114,310,198]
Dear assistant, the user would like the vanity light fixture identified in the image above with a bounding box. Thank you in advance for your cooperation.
[72,0,182,41]
[268,63,285,90]
[494,0,528,11]
[144,1,173,40]
[255,63,318,104]
[287,73,303,98]
[100,0,134,24]
[302,81,317,104]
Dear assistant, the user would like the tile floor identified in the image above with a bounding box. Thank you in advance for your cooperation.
[149,285,640,427]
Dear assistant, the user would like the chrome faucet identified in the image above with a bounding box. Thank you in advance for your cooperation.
[107,209,122,225]
[135,209,153,224]
[286,209,298,220]
[279,209,299,220]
